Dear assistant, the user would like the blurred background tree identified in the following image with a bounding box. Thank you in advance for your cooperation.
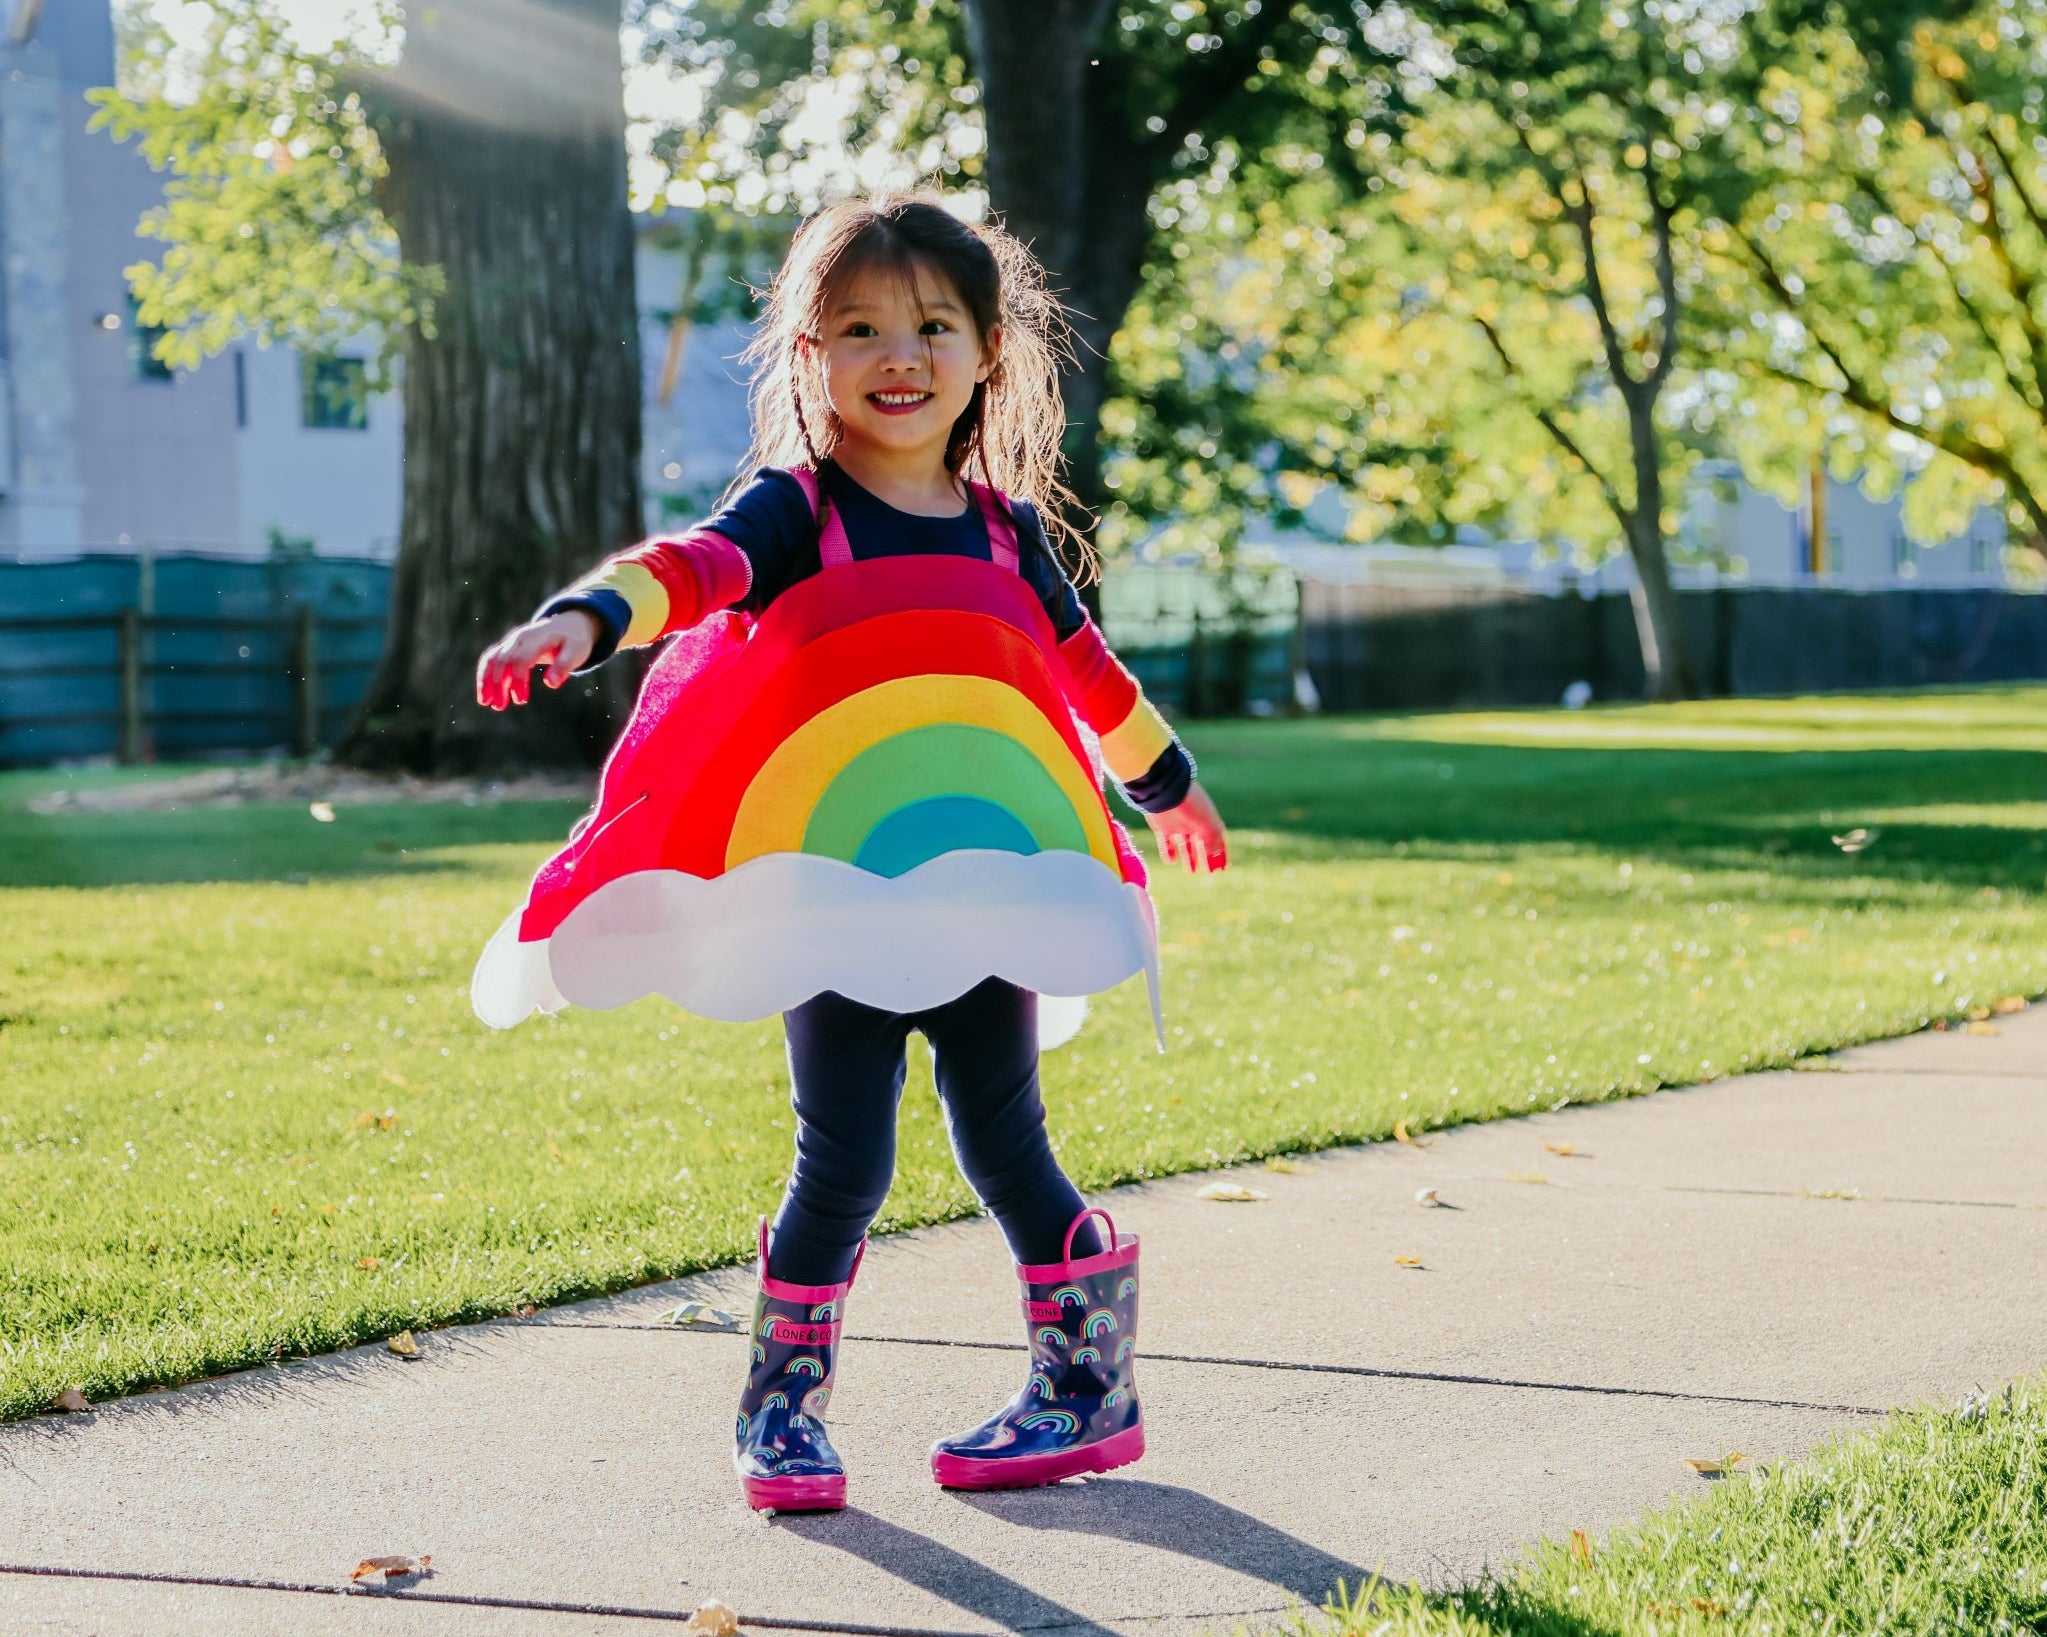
[1714,1,2047,566]
[95,0,647,774]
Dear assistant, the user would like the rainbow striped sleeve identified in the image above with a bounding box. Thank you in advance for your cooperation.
[542,530,753,667]
[1057,616,1193,812]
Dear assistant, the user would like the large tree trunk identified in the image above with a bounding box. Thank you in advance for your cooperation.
[1623,408,1696,701]
[342,0,643,773]
[962,0,1151,613]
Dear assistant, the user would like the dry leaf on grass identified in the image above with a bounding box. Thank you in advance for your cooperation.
[1195,1181,1269,1203]
[664,1302,741,1331]
[1966,1021,2000,1036]
[1930,1017,1950,1031]
[350,1553,431,1582]
[1393,1119,1432,1149]
[49,1386,89,1413]
[309,801,337,823]
[1994,995,2027,1014]
[687,1597,741,1635]
[1414,1187,1440,1207]
[387,1331,420,1358]
[355,1110,399,1131]
[1569,1528,1592,1564]
[357,1257,382,1271]
[1684,1452,1747,1478]
[1393,1255,1423,1268]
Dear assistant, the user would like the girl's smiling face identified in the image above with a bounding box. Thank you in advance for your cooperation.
[809,258,997,468]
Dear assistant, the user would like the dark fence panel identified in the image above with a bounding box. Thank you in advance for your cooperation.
[0,553,393,767]
[1301,584,2047,711]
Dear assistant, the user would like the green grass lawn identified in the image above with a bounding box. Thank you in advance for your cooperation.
[3,687,2045,1422]
[1316,1374,2047,1636]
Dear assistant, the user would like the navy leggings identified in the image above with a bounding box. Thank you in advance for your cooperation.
[768,979,1103,1285]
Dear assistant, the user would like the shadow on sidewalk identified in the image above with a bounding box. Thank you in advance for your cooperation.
[787,1480,1379,1632]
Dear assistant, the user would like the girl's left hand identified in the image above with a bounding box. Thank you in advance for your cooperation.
[1145,781,1229,875]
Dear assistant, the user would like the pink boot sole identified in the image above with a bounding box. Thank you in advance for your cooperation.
[740,1471,846,1512]
[930,1423,1145,1491]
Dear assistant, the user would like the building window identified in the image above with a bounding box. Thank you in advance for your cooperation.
[127,296,172,381]
[300,355,370,430]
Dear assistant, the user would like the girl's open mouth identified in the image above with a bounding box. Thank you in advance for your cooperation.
[869,390,934,416]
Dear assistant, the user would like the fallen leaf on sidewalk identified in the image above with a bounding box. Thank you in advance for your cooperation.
[1393,1119,1432,1149]
[1509,1171,1549,1185]
[1684,1452,1747,1479]
[49,1386,89,1413]
[1804,1187,1859,1201]
[386,1331,420,1358]
[1196,1181,1269,1203]
[1414,1187,1440,1207]
[664,1302,741,1330]
[1262,1156,1300,1174]
[1393,1255,1423,1268]
[688,1598,741,1635]
[1542,1142,1588,1158]
[350,1554,431,1583]
[1965,1021,2000,1036]
[1569,1529,1592,1564]
[1994,995,2027,1014]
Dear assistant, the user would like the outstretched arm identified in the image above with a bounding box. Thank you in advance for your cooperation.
[476,608,600,710]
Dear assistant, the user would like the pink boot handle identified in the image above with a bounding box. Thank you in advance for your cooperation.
[1062,1206,1117,1269]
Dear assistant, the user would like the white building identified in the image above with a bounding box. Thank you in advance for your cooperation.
[1252,461,2010,594]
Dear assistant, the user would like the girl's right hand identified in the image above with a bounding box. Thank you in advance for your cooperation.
[476,610,600,710]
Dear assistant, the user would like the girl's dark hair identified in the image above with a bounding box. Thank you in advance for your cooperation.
[732,194,1089,570]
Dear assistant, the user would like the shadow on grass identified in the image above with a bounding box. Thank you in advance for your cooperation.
[1199,728,2047,896]
[0,799,589,890]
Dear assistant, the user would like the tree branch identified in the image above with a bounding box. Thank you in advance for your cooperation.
[1562,166,1643,397]
[1473,311,1633,532]
[1950,138,2047,421]
[1644,165,1680,394]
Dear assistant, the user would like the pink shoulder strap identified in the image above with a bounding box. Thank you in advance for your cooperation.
[785,465,853,568]
[785,465,1020,574]
[968,482,1022,574]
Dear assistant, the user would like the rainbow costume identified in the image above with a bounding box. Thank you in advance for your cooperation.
[471,467,1179,1045]
[474,463,1185,1510]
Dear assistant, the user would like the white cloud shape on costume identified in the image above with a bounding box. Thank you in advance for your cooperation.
[471,850,1160,1051]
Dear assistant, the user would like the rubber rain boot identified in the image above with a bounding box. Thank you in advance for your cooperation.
[930,1206,1143,1489]
[735,1220,861,1511]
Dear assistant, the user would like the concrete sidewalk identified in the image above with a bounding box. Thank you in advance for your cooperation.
[3,1011,2043,1636]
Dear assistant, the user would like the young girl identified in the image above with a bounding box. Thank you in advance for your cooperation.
[473,196,1227,1513]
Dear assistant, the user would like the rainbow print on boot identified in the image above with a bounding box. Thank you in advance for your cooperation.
[735,1222,860,1512]
[930,1207,1144,1490]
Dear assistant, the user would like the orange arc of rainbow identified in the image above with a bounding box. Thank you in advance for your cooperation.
[725,674,1119,873]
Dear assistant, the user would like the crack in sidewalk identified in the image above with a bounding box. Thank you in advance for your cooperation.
[531,1322,1887,1417]
[0,1563,1308,1635]
[0,1562,998,1636]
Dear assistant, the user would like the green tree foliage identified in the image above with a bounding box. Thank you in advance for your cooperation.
[88,2,433,376]
[1718,2,2047,561]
